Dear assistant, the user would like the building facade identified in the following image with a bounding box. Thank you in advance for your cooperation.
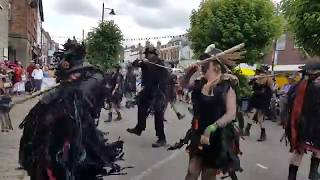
[123,43,143,64]
[159,36,194,67]
[263,33,320,67]
[0,0,9,61]
[8,0,43,66]
[41,28,51,64]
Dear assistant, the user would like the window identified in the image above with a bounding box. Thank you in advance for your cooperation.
[276,34,286,50]
[274,50,279,65]
[8,2,11,20]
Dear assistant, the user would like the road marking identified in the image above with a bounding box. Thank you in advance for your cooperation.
[256,163,268,170]
[130,150,182,180]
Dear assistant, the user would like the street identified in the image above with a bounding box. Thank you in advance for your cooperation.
[0,99,312,180]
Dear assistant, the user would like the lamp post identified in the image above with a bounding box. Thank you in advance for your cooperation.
[102,2,116,22]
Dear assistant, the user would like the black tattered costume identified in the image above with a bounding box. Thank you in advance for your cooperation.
[189,78,241,172]
[169,51,242,180]
[127,46,170,147]
[18,40,125,180]
[286,62,320,180]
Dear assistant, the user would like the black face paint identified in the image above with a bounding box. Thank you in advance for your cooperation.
[309,73,320,81]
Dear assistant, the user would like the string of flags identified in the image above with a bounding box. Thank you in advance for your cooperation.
[51,34,188,42]
[122,34,187,42]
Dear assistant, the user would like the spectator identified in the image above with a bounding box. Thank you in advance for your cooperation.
[26,61,36,78]
[278,75,296,125]
[0,96,13,132]
[13,62,25,95]
[26,61,36,93]
[41,65,56,90]
[31,64,43,92]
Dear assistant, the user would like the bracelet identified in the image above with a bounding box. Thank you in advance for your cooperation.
[206,123,218,134]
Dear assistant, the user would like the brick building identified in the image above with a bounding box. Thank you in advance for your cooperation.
[263,33,320,70]
[0,0,9,61]
[8,0,43,66]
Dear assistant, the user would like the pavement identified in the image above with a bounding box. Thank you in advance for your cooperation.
[0,100,313,180]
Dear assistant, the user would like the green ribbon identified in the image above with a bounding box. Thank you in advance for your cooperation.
[205,123,218,134]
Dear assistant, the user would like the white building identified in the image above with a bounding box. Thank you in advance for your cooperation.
[123,43,143,64]
[159,35,194,67]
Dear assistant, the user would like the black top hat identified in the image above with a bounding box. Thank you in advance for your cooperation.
[143,46,158,55]
[256,64,269,74]
[299,61,320,74]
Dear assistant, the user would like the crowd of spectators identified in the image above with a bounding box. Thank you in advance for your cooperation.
[0,60,55,96]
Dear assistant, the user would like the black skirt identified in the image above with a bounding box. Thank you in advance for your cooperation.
[189,124,241,172]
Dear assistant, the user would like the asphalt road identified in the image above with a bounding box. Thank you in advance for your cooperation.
[0,99,313,180]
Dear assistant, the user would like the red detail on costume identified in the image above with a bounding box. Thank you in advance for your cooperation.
[290,80,308,151]
[304,144,320,154]
[63,141,70,161]
[46,168,56,180]
[193,119,199,130]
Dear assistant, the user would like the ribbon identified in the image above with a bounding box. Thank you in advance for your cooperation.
[290,80,308,151]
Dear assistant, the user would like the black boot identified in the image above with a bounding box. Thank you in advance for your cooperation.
[187,107,193,114]
[244,124,252,136]
[125,101,130,108]
[288,164,298,180]
[176,112,186,120]
[127,127,142,136]
[152,138,167,148]
[116,111,122,121]
[104,112,112,122]
[257,128,266,142]
[309,157,320,180]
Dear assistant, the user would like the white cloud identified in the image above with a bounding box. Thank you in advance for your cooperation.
[42,0,202,45]
[42,0,280,46]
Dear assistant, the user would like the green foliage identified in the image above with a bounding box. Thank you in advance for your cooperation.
[234,70,252,98]
[188,0,283,64]
[281,0,320,56]
[86,21,123,70]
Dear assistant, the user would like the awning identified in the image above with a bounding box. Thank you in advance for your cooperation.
[270,64,305,72]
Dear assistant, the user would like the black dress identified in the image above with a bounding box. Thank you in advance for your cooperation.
[249,81,272,113]
[190,80,241,172]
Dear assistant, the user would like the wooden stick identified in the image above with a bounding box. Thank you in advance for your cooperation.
[252,73,289,78]
[199,43,245,64]
[11,83,60,106]
[139,43,245,72]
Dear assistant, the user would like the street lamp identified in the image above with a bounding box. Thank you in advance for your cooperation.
[102,2,116,22]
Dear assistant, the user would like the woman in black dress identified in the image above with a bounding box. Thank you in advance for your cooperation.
[244,66,273,141]
[182,56,240,180]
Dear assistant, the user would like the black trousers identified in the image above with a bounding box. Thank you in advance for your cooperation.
[135,97,167,140]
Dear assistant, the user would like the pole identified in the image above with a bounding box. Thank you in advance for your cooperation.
[40,22,43,65]
[272,3,280,76]
[82,29,84,41]
[102,2,105,22]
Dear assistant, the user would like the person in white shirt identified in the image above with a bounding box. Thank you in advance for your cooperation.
[31,64,43,92]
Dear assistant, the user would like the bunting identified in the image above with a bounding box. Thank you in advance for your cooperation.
[51,34,188,42]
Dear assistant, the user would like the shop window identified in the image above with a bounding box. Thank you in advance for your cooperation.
[276,34,286,50]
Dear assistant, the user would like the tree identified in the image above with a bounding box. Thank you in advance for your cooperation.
[281,0,320,56]
[189,0,283,64]
[86,21,123,70]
